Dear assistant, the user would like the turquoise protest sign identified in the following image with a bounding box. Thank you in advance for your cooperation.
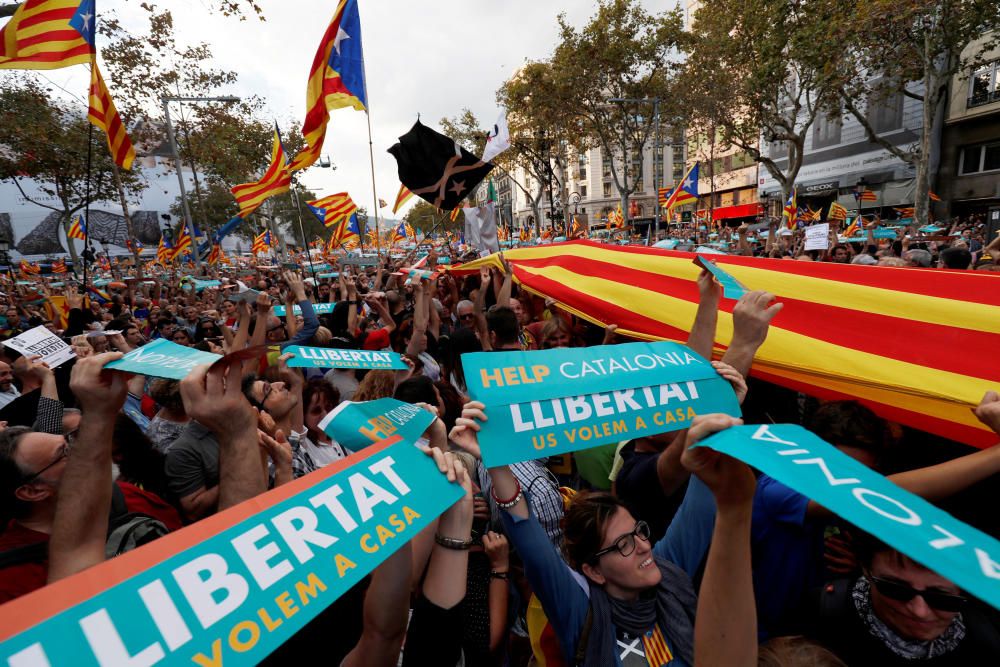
[273,303,337,316]
[319,398,435,451]
[317,272,340,279]
[0,437,464,666]
[695,256,748,299]
[285,345,407,370]
[464,342,741,467]
[106,339,221,380]
[183,278,222,292]
[873,228,898,239]
[696,424,1000,611]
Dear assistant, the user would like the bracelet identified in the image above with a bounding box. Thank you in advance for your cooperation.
[491,478,522,508]
[490,570,509,580]
[434,533,473,550]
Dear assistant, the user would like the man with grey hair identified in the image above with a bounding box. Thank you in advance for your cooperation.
[455,299,476,330]
[903,248,932,268]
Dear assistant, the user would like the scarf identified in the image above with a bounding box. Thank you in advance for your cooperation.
[852,577,965,660]
[583,557,696,667]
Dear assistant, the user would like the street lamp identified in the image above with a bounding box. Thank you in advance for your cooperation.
[161,95,240,268]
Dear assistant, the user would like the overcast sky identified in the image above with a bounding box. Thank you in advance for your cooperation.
[26,0,671,219]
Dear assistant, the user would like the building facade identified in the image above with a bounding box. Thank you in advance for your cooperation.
[937,32,1000,228]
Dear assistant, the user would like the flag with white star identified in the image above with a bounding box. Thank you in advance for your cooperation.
[388,120,494,211]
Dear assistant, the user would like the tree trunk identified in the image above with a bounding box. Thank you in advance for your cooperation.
[61,213,80,266]
[111,163,143,280]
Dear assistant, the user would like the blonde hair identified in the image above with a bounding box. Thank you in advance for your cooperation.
[757,636,846,667]
[312,326,333,346]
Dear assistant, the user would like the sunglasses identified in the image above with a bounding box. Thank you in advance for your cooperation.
[459,313,475,321]
[867,574,967,612]
[21,432,75,484]
[592,520,651,561]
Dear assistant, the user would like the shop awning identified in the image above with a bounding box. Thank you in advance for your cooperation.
[696,203,764,221]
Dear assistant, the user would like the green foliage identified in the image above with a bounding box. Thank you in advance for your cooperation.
[0,75,144,263]
[403,199,460,234]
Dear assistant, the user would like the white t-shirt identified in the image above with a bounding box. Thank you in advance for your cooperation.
[302,436,349,468]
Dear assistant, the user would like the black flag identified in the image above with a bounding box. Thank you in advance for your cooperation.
[388,121,494,210]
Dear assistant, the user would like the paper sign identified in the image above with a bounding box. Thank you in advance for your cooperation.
[3,325,76,368]
[0,437,465,666]
[227,288,264,304]
[272,302,337,316]
[285,345,407,370]
[106,339,221,379]
[696,424,1000,612]
[694,256,748,299]
[463,342,741,467]
[319,398,435,451]
[804,223,830,251]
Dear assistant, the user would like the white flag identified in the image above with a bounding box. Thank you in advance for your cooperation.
[482,113,510,163]
[464,204,500,256]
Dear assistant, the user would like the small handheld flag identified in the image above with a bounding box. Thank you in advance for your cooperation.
[782,189,798,230]
[828,202,849,222]
[67,214,87,240]
[392,184,414,214]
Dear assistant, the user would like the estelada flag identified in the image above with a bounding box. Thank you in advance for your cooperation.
[828,202,849,222]
[662,163,699,213]
[43,295,70,329]
[88,58,135,170]
[388,120,493,210]
[206,244,222,266]
[0,0,95,70]
[67,214,87,240]
[290,0,367,171]
[50,258,67,274]
[19,259,40,275]
[308,193,357,228]
[231,126,292,217]
[156,237,173,264]
[455,241,1000,449]
[172,222,192,259]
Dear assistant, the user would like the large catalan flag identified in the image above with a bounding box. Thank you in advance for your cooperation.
[661,163,699,213]
[0,0,94,70]
[66,213,86,240]
[290,0,367,171]
[307,192,358,228]
[392,184,414,214]
[231,126,292,218]
[88,59,135,170]
[454,241,1000,449]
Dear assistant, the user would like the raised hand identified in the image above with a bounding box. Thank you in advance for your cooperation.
[679,414,753,509]
[448,400,487,461]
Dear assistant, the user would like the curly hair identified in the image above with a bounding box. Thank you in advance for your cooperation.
[354,370,395,402]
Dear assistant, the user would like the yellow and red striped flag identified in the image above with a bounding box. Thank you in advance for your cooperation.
[251,230,271,255]
[307,192,358,228]
[392,184,414,214]
[843,215,863,238]
[454,241,1000,449]
[828,202,849,222]
[450,205,463,222]
[929,190,941,202]
[20,259,40,275]
[289,0,367,171]
[231,126,292,217]
[172,222,192,259]
[641,625,674,666]
[156,237,174,265]
[206,244,222,266]
[88,59,135,170]
[66,214,87,240]
[0,0,94,71]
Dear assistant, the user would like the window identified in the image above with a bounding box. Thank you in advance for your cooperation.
[867,91,903,133]
[813,112,843,149]
[580,185,587,197]
[767,139,789,160]
[969,60,999,108]
[634,180,645,193]
[959,142,1000,174]
[603,182,612,198]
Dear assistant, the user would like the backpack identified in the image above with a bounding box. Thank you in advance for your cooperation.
[105,483,169,558]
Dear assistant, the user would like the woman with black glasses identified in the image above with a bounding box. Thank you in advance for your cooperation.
[448,403,751,666]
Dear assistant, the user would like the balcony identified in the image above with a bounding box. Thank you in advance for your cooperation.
[968,90,1000,109]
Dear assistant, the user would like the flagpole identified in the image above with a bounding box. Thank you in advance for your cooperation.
[81,122,94,295]
[364,111,382,258]
[289,184,318,282]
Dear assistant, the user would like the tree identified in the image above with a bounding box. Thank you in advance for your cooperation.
[403,199,460,236]
[550,0,686,227]
[836,0,1000,226]
[683,0,846,214]
[0,76,143,265]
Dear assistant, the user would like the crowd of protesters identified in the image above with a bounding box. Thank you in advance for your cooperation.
[0,235,998,666]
